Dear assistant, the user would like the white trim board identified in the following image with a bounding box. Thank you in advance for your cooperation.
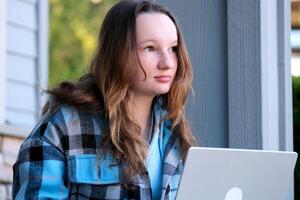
[37,0,49,116]
[0,0,6,125]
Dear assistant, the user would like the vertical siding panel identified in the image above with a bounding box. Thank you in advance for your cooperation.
[160,0,228,147]
[227,0,262,149]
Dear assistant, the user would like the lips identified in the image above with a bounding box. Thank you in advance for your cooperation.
[154,75,172,83]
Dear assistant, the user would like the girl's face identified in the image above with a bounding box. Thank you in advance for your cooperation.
[132,12,178,98]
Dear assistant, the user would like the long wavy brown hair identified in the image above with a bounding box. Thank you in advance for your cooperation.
[45,0,196,179]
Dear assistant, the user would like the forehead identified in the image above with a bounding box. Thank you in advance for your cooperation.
[136,12,178,43]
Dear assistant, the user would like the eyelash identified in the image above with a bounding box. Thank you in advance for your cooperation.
[145,46,154,52]
[144,46,178,53]
[171,46,178,53]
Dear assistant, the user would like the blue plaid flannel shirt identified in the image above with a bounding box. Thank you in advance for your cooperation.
[12,101,184,200]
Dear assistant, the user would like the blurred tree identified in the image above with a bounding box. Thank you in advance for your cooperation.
[49,0,117,87]
[293,76,300,199]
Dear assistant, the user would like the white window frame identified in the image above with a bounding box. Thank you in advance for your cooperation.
[37,0,49,114]
[0,0,6,127]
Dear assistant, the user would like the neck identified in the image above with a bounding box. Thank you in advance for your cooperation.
[132,94,154,139]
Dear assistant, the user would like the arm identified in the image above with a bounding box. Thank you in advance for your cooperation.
[12,127,69,199]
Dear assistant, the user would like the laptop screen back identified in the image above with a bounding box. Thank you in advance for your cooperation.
[175,147,297,200]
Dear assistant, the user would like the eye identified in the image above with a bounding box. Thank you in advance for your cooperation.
[144,46,154,52]
[170,46,178,53]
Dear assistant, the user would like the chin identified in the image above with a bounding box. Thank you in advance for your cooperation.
[155,88,171,95]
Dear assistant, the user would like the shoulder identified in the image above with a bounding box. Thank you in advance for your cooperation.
[20,104,107,155]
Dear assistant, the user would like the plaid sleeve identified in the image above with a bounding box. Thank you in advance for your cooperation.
[12,124,69,200]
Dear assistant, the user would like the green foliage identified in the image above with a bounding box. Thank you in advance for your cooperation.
[293,76,300,198]
[49,0,117,87]
[294,77,300,145]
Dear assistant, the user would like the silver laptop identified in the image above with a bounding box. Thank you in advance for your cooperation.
[176,147,298,200]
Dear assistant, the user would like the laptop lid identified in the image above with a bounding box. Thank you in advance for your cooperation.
[175,147,298,200]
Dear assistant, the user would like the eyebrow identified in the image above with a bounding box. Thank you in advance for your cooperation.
[138,39,178,45]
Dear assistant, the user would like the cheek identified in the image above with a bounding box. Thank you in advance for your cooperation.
[132,66,147,82]
[136,54,150,80]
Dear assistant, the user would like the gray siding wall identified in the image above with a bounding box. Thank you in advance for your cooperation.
[160,1,293,198]
[160,0,229,147]
[160,0,293,152]
[227,0,262,149]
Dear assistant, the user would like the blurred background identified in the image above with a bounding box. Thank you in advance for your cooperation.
[49,0,117,87]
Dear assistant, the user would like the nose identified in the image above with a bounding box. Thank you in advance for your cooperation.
[158,51,176,70]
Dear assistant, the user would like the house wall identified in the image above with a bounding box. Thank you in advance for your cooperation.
[160,0,229,148]
[0,0,48,199]
[160,0,294,199]
[160,0,293,151]
[5,0,39,128]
